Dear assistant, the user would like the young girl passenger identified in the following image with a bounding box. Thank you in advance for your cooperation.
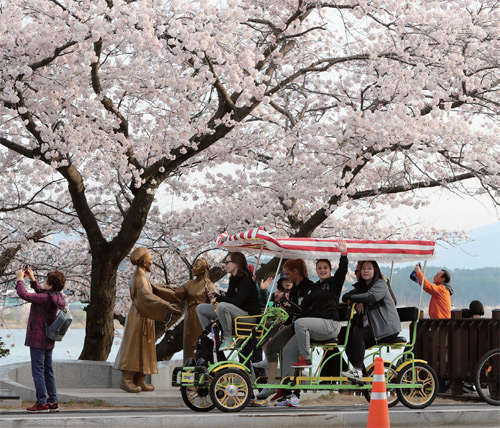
[15,266,67,413]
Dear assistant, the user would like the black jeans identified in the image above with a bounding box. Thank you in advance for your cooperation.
[345,327,399,370]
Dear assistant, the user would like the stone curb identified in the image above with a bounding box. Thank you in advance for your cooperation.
[1,407,500,428]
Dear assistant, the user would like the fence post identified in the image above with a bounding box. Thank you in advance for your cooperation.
[491,310,500,349]
[449,310,464,396]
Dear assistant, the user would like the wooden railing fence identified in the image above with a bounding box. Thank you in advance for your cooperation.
[412,309,500,397]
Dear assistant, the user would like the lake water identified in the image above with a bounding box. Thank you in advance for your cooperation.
[0,328,183,366]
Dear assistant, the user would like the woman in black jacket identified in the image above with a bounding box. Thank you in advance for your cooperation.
[287,238,349,369]
[196,252,260,350]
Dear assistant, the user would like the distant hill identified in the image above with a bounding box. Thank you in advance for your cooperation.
[433,222,500,269]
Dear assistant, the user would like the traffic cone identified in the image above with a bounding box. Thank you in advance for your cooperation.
[367,357,390,428]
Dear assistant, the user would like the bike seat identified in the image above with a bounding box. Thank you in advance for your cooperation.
[377,336,407,345]
[311,338,338,347]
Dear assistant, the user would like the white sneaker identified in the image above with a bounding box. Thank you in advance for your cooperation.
[342,368,363,382]
[287,394,300,407]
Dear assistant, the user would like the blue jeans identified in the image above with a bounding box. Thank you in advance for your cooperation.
[30,347,57,404]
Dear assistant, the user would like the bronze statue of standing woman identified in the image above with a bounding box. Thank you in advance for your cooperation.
[154,258,215,362]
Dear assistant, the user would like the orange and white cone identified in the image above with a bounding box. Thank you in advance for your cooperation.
[367,357,390,428]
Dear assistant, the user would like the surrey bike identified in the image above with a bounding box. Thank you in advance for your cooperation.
[172,227,439,412]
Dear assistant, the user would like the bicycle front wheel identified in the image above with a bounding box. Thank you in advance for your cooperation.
[396,362,437,409]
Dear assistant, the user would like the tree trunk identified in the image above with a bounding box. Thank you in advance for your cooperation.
[255,257,286,283]
[0,245,20,275]
[79,254,119,360]
[0,231,45,275]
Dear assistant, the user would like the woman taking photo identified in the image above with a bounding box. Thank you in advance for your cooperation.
[342,260,401,381]
[15,266,67,413]
[196,251,260,350]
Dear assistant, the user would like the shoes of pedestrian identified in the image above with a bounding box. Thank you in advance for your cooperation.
[26,401,49,412]
[47,402,59,412]
[462,382,476,394]
[256,388,277,399]
[219,336,235,351]
[291,357,313,368]
[438,380,451,393]
[287,393,300,407]
[342,368,363,382]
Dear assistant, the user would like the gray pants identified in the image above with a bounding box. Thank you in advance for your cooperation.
[281,317,340,377]
[196,302,256,338]
[265,324,294,363]
[196,303,217,330]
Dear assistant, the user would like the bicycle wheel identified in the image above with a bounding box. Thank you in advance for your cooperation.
[396,362,437,409]
[181,375,215,412]
[364,362,400,408]
[474,348,500,406]
[209,368,252,412]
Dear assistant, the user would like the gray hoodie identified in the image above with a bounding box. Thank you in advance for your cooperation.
[348,278,402,342]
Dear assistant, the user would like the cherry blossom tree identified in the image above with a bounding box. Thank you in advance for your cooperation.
[1,0,498,360]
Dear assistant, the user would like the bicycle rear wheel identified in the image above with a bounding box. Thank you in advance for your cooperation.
[474,348,500,406]
[181,382,215,412]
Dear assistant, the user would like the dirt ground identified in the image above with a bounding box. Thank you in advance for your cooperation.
[3,393,476,411]
[299,391,480,406]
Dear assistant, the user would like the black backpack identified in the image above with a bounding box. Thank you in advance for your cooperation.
[37,305,72,342]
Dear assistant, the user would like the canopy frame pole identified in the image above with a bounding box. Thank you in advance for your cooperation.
[264,255,284,314]
[417,260,428,314]
[255,245,264,271]
[389,261,394,285]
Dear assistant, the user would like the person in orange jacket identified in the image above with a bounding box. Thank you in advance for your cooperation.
[413,265,453,318]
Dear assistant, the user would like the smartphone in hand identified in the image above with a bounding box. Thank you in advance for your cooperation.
[23,265,29,277]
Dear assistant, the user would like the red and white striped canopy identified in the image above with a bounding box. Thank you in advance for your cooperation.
[215,227,435,263]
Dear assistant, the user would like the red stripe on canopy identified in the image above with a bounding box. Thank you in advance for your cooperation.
[215,228,435,262]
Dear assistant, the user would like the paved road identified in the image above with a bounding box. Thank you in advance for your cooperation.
[1,403,499,427]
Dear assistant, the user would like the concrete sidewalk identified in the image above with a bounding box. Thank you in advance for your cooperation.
[0,359,183,406]
[55,386,184,407]
[1,403,500,428]
[1,360,499,428]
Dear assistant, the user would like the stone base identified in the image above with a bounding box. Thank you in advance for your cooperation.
[0,360,183,406]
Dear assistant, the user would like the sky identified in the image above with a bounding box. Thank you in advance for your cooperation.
[386,185,499,231]
[381,181,499,269]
